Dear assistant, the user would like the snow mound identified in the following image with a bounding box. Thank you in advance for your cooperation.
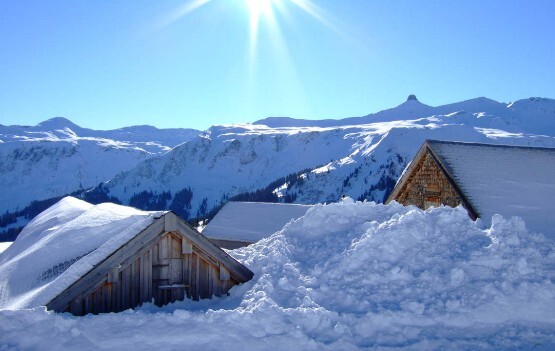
[233,202,555,320]
[0,197,162,310]
[1,201,554,350]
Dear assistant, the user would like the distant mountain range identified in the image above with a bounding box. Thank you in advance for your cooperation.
[0,119,200,239]
[2,96,555,240]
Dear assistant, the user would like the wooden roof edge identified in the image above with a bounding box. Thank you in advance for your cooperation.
[46,212,254,312]
[425,142,480,220]
[167,212,254,283]
[385,141,430,204]
[46,217,167,312]
[204,233,256,244]
[425,139,555,152]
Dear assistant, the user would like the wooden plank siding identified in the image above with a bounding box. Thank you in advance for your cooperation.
[46,212,253,316]
[391,150,462,209]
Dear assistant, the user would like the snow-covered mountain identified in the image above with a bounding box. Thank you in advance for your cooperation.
[2,96,555,240]
[255,96,555,134]
[0,117,199,152]
[0,118,200,230]
[91,96,555,222]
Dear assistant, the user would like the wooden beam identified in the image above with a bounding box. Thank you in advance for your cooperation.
[219,266,230,281]
[164,212,178,232]
[157,284,189,290]
[182,240,193,254]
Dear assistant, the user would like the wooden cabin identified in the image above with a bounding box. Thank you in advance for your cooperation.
[202,202,312,249]
[386,140,555,238]
[45,211,253,316]
[386,140,475,217]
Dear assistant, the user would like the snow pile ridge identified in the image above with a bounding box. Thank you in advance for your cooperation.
[227,202,555,348]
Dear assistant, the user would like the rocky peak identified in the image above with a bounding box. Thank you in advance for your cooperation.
[407,95,419,102]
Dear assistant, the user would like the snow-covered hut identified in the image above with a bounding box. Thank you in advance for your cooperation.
[386,140,555,238]
[202,202,312,249]
[0,197,253,316]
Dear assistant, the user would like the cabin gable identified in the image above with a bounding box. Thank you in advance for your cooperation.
[46,212,253,316]
[386,142,478,220]
[391,148,463,209]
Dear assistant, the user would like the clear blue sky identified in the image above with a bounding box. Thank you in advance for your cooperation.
[1,0,554,131]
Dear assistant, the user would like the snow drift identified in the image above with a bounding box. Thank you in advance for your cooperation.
[1,201,554,350]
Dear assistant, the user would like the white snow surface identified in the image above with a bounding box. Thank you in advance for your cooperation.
[0,242,11,254]
[202,201,312,242]
[428,141,555,239]
[0,197,163,310]
[1,201,554,350]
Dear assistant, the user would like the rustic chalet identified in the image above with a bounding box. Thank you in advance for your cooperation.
[386,140,555,238]
[202,202,312,249]
[0,198,253,316]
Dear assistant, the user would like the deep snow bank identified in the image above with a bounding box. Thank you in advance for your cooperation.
[1,202,554,350]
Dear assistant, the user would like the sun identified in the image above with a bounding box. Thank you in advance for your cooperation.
[157,0,337,102]
[153,0,340,121]
[245,0,278,19]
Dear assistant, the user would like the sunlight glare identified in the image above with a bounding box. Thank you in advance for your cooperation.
[246,0,276,18]
[153,0,344,120]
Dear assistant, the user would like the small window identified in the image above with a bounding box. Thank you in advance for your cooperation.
[425,182,440,195]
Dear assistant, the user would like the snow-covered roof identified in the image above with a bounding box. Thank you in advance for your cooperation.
[202,202,312,243]
[427,140,555,238]
[0,197,165,310]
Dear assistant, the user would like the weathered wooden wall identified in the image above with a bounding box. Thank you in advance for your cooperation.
[66,232,236,316]
[393,151,462,210]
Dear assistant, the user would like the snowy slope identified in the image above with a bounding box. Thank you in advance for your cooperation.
[0,197,161,310]
[92,96,555,237]
[103,124,358,217]
[1,202,554,350]
[0,118,200,214]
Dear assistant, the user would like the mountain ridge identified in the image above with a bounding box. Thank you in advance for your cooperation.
[1,117,201,147]
[0,119,201,221]
[1,95,555,241]
[87,95,555,224]
[253,96,554,129]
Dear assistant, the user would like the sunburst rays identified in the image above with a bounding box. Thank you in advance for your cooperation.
[155,0,341,118]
